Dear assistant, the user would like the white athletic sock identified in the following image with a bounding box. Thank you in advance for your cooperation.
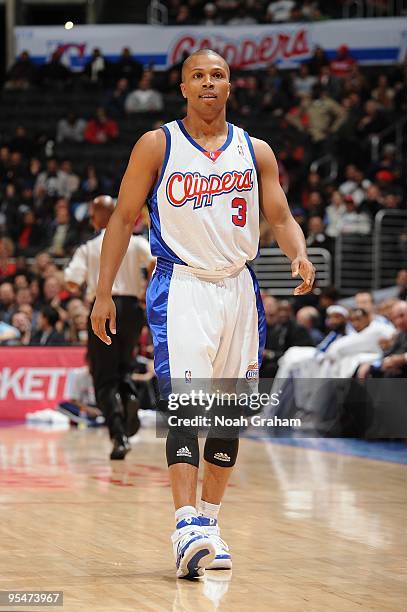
[175,505,198,527]
[198,500,220,520]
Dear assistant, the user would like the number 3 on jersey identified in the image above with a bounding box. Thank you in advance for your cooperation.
[231,197,247,227]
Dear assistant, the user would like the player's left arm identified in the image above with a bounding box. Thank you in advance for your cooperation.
[253,138,315,295]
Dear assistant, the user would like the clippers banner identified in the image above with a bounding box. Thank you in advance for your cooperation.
[0,347,86,419]
[15,18,405,72]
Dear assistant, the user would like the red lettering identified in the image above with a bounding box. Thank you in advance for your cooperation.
[259,37,274,63]
[170,36,196,65]
[240,40,258,69]
[291,30,309,57]
[167,173,186,206]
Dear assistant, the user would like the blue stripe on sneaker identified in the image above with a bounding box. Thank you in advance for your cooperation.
[187,549,210,578]
[176,517,201,530]
[177,535,206,567]
[198,517,217,527]
[215,554,231,559]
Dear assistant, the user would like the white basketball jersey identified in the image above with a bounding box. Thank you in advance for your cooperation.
[148,120,259,271]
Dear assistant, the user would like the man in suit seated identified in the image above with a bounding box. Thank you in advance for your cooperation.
[30,305,66,345]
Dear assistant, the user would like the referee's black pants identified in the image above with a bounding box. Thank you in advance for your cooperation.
[87,295,144,439]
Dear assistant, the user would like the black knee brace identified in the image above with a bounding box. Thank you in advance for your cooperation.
[166,429,200,467]
[204,437,239,467]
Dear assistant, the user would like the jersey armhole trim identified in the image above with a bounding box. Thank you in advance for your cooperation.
[244,131,258,175]
[151,125,171,198]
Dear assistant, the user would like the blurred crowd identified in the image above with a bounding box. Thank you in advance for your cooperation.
[1,41,406,360]
[165,0,328,24]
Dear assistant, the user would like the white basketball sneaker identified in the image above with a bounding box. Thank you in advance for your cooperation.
[172,517,216,579]
[199,517,232,570]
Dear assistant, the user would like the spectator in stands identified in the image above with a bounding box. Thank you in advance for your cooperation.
[34,158,70,201]
[125,71,164,113]
[39,51,72,88]
[26,158,42,190]
[67,308,89,345]
[231,76,265,116]
[321,306,394,378]
[104,78,130,118]
[30,304,65,345]
[372,74,395,110]
[317,65,342,100]
[339,195,371,235]
[262,299,315,377]
[16,210,45,256]
[339,165,370,205]
[10,311,32,345]
[358,184,383,218]
[0,184,21,238]
[4,51,37,90]
[307,46,329,76]
[8,126,35,158]
[217,0,239,21]
[47,199,79,257]
[81,164,112,199]
[371,144,401,184]
[175,4,196,24]
[329,45,357,79]
[357,99,387,140]
[0,319,20,344]
[201,3,222,24]
[60,161,80,198]
[382,192,402,210]
[266,0,295,22]
[228,4,257,24]
[306,191,325,217]
[307,86,347,159]
[113,47,143,87]
[296,306,324,344]
[306,216,333,253]
[83,48,109,85]
[84,107,119,145]
[292,64,317,98]
[0,281,16,323]
[325,191,346,238]
[357,301,407,379]
[300,0,321,21]
[0,237,17,280]
[162,68,182,97]
[56,112,86,143]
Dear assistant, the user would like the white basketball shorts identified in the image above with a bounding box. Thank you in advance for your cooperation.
[146,258,266,396]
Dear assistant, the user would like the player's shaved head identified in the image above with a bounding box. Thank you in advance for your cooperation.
[182,49,230,81]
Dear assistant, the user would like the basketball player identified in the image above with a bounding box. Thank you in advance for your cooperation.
[91,50,315,579]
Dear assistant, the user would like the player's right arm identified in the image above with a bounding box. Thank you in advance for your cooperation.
[91,129,165,345]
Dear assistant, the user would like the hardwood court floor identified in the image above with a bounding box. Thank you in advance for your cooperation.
[0,423,406,612]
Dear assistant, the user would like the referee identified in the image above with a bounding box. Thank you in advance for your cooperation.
[65,195,155,459]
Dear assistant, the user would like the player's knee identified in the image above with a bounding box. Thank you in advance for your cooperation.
[204,437,239,467]
[166,429,199,468]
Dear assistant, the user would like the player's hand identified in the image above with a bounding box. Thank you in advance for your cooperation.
[91,295,116,345]
[292,256,315,295]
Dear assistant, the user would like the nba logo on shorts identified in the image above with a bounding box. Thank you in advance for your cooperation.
[185,370,192,383]
[245,362,259,380]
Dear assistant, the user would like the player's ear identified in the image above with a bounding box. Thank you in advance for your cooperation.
[180,82,187,99]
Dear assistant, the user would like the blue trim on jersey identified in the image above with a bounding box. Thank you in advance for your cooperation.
[146,261,173,398]
[244,131,258,174]
[147,125,186,265]
[151,125,171,197]
[176,119,233,155]
[247,265,266,367]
